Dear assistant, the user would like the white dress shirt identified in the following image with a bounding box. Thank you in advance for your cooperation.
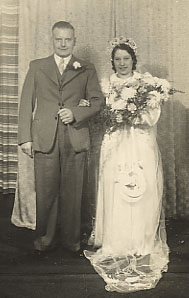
[54,54,72,74]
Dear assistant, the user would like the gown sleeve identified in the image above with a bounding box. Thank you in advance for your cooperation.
[135,106,161,127]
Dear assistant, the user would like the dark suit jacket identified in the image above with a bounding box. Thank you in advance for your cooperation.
[18,55,104,153]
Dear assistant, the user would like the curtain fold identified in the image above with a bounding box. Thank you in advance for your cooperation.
[0,0,19,193]
[8,0,189,229]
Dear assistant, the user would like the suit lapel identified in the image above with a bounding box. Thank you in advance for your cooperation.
[39,55,87,88]
[60,56,87,88]
[40,55,59,86]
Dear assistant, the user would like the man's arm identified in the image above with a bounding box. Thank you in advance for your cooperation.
[18,61,36,146]
[71,64,105,127]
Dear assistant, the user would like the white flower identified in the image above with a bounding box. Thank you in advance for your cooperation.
[111,99,127,110]
[159,79,171,92]
[116,113,123,123]
[147,91,161,108]
[142,77,156,87]
[142,72,156,86]
[160,92,169,102]
[121,87,137,101]
[127,103,137,113]
[152,77,171,92]
[73,61,81,69]
[127,77,141,88]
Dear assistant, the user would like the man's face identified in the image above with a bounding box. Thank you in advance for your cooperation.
[52,27,76,58]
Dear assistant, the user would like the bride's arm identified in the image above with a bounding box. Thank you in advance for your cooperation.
[134,106,161,127]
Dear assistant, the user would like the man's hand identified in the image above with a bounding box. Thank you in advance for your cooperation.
[20,142,34,158]
[57,108,74,124]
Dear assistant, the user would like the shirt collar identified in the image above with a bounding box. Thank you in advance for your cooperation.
[54,54,72,67]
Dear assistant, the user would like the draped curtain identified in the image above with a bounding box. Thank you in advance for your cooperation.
[5,0,189,230]
[0,0,19,193]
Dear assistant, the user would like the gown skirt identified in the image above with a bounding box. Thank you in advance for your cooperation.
[84,121,169,293]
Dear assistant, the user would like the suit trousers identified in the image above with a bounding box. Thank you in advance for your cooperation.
[34,119,87,252]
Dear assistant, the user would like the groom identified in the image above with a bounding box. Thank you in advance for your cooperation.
[18,21,104,255]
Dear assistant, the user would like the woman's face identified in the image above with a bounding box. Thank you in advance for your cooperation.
[113,49,133,77]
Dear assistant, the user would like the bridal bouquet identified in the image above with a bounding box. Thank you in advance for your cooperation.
[101,72,183,132]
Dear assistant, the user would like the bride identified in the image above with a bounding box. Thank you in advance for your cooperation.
[84,37,169,293]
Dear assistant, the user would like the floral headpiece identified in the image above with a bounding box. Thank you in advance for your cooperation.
[109,37,137,55]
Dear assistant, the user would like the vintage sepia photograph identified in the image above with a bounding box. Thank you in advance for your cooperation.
[0,0,189,297]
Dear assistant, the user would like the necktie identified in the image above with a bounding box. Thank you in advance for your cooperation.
[58,58,65,75]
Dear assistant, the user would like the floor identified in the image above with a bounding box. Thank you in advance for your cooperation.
[0,195,189,298]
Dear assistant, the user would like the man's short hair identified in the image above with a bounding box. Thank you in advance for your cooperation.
[52,21,75,32]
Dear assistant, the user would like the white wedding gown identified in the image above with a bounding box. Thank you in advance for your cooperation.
[85,74,169,293]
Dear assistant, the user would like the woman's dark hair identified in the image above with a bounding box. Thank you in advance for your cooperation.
[111,43,137,72]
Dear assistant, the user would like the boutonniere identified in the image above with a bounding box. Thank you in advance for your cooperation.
[73,61,81,69]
